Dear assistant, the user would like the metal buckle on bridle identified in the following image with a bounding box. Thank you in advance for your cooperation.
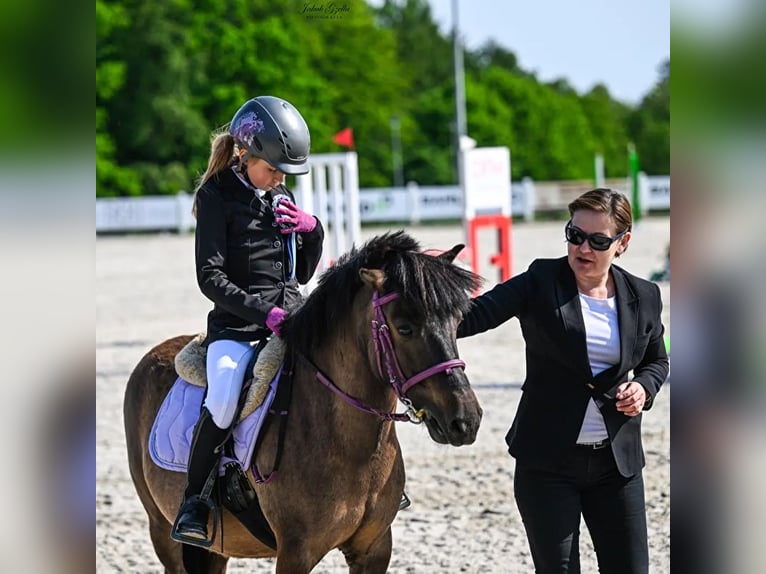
[401,397,425,424]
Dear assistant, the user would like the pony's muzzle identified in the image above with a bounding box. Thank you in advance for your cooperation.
[451,407,483,445]
[424,403,482,446]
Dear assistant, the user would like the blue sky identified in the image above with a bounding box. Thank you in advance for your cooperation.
[388,0,670,105]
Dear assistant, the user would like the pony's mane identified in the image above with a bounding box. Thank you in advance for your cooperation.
[283,231,482,354]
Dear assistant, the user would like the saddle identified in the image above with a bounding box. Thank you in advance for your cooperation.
[174,333,286,421]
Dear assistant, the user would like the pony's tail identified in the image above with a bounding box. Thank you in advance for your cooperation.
[191,131,236,219]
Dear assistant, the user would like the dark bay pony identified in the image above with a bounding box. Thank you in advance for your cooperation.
[124,231,483,573]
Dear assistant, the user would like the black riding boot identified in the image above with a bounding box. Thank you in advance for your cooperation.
[171,408,229,545]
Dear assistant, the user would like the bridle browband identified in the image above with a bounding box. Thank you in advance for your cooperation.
[307,290,466,423]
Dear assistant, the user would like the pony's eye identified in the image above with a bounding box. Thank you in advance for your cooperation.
[396,325,413,337]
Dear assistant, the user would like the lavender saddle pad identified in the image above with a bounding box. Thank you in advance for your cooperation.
[149,366,283,475]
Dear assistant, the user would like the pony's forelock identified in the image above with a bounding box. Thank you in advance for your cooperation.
[283,231,482,352]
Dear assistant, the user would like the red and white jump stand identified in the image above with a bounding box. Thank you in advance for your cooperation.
[461,146,513,287]
[467,213,512,284]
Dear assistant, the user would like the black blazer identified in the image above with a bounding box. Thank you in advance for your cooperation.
[457,257,668,477]
[195,168,324,344]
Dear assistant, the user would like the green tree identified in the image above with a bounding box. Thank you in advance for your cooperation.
[376,0,453,95]
[102,0,405,191]
[405,85,456,185]
[465,68,517,161]
[108,0,208,167]
[470,40,523,76]
[473,69,595,180]
[96,0,140,196]
[375,0,455,185]
[181,0,336,178]
[304,1,406,187]
[581,84,631,177]
[95,0,668,195]
[629,60,670,175]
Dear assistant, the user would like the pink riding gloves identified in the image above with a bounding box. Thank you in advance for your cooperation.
[274,199,317,234]
[265,306,287,337]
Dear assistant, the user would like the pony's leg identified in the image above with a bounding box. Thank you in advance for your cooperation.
[274,539,324,574]
[181,545,229,574]
[147,513,184,572]
[340,526,393,574]
[148,513,229,574]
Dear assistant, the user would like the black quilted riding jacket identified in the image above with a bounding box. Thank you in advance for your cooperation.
[194,167,324,344]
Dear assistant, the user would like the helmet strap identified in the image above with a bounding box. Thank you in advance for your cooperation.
[233,153,255,187]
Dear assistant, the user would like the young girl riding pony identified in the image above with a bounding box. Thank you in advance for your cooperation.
[172,95,324,545]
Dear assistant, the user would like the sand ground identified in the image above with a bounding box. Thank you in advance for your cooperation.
[97,217,670,573]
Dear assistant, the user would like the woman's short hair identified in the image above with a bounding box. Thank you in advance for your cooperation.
[568,188,633,234]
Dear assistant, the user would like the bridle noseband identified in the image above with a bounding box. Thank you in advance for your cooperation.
[311,290,466,423]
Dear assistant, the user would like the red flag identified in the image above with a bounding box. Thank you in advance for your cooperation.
[332,127,355,149]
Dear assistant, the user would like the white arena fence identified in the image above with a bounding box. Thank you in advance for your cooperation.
[293,152,361,289]
[96,168,669,235]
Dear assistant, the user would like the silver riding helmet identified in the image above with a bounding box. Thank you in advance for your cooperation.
[229,95,311,175]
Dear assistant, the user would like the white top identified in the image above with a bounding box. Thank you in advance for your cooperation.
[576,293,620,444]
[231,166,267,198]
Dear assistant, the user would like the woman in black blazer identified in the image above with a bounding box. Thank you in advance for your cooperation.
[458,188,668,574]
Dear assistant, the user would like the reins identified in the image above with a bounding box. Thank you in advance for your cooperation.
[302,289,466,424]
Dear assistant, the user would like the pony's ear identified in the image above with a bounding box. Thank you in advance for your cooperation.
[359,268,386,290]
[438,244,465,264]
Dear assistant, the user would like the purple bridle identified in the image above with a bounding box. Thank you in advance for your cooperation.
[314,290,466,423]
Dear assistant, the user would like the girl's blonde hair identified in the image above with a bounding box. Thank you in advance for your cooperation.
[191,131,237,218]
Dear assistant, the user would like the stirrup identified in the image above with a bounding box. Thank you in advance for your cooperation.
[170,495,218,548]
[399,491,411,511]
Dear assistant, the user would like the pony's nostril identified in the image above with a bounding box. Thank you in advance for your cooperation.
[451,418,469,435]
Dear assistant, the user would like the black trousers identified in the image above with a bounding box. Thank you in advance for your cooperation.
[514,446,648,574]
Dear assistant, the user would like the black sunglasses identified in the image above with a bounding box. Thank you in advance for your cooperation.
[565,221,628,251]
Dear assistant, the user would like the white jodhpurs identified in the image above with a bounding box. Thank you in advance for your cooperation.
[203,339,255,429]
